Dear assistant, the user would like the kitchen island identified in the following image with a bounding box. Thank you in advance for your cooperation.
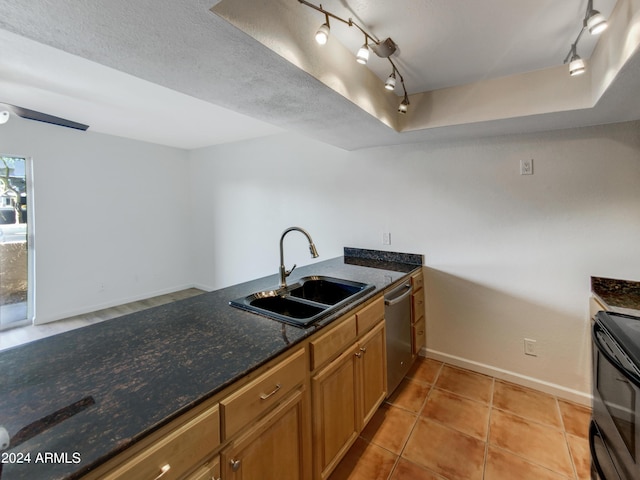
[0,249,422,479]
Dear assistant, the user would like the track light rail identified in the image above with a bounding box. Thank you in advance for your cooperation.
[298,0,410,113]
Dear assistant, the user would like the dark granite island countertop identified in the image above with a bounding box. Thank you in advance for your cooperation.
[0,252,421,480]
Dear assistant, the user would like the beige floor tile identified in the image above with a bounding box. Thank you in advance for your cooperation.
[328,437,397,480]
[493,380,562,428]
[484,446,572,480]
[390,458,444,480]
[406,357,443,384]
[489,409,574,477]
[386,378,431,413]
[567,433,591,480]
[332,362,590,480]
[558,399,591,438]
[361,403,417,455]
[435,365,493,404]
[421,388,490,440]
[403,417,485,480]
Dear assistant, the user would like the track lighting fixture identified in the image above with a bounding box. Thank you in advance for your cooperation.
[398,94,409,114]
[356,39,370,65]
[563,0,608,77]
[569,48,586,76]
[315,14,330,45]
[384,71,397,91]
[0,110,9,125]
[299,0,410,114]
[585,4,608,35]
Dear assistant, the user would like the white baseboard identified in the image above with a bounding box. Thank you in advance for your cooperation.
[422,348,592,407]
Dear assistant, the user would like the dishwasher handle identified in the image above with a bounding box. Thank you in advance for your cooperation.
[385,284,412,306]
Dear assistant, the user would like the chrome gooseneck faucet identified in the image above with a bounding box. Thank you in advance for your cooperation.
[279,226,319,289]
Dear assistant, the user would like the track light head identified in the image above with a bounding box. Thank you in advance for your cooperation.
[585,10,608,35]
[569,53,586,76]
[356,42,370,65]
[0,110,9,125]
[398,95,409,114]
[384,72,397,91]
[315,22,330,45]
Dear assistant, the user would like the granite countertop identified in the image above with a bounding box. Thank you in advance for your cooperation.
[591,276,640,317]
[0,250,421,480]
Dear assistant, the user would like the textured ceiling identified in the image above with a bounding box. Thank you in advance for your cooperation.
[0,0,638,151]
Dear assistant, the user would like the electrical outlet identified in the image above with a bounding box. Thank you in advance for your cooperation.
[382,232,391,245]
[524,338,537,356]
[520,159,534,175]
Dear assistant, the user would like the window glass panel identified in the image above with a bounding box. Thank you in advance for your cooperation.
[0,156,29,329]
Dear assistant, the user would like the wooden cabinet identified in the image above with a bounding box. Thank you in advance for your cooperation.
[310,305,386,480]
[310,315,357,370]
[311,344,360,480]
[83,295,387,480]
[221,389,309,480]
[220,348,306,440]
[94,404,220,480]
[186,456,220,480]
[357,321,387,427]
[411,269,426,357]
[219,347,311,480]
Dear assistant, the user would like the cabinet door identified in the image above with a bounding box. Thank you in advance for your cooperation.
[358,321,387,428]
[311,346,359,480]
[221,389,307,480]
[186,456,220,480]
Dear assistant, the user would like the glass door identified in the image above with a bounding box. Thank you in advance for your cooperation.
[0,155,31,330]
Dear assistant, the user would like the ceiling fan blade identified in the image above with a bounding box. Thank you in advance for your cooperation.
[2,103,89,131]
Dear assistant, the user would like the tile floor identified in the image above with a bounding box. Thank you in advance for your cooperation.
[329,358,592,480]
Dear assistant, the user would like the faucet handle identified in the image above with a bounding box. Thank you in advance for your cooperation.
[285,264,297,277]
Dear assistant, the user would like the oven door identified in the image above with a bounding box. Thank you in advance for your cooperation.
[591,420,623,480]
[592,321,640,479]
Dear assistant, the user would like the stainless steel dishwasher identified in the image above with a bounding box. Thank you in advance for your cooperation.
[385,281,413,395]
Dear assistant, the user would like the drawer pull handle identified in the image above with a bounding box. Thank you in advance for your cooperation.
[355,352,362,358]
[259,383,282,400]
[360,347,367,353]
[154,464,171,480]
[230,459,241,471]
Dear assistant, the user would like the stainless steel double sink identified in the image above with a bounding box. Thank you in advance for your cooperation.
[229,276,375,327]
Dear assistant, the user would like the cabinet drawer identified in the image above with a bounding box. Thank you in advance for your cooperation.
[356,297,384,334]
[221,348,306,440]
[102,405,220,480]
[411,270,424,291]
[310,315,357,370]
[412,317,426,355]
[412,288,425,321]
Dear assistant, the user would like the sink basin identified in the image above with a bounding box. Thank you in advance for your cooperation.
[248,295,326,319]
[289,278,368,305]
[230,276,375,327]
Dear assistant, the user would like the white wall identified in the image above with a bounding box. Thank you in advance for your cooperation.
[190,120,640,402]
[3,113,638,401]
[0,116,192,323]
